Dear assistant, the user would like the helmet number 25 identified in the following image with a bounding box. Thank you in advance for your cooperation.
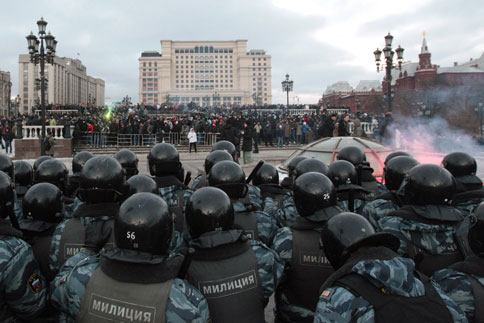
[126,231,136,240]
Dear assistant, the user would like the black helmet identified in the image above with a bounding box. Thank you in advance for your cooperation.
[0,154,14,180]
[384,156,419,191]
[321,212,400,269]
[33,156,53,174]
[253,163,279,186]
[403,164,456,205]
[212,140,237,160]
[0,171,15,217]
[115,149,139,179]
[294,172,337,216]
[294,158,329,179]
[116,193,172,255]
[72,151,94,174]
[186,187,234,239]
[208,161,247,198]
[470,203,484,257]
[14,161,33,187]
[329,160,358,188]
[287,156,307,177]
[23,183,63,223]
[337,146,365,166]
[126,175,158,196]
[147,143,181,176]
[204,150,233,174]
[34,159,68,190]
[78,156,125,203]
[442,152,480,185]
[384,151,411,165]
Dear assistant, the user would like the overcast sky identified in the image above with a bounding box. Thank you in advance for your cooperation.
[1,0,483,104]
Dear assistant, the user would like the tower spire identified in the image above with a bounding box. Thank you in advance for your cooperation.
[421,31,429,54]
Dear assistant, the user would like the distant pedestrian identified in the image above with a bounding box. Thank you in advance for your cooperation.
[187,127,197,153]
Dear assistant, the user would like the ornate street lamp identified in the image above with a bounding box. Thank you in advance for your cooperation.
[281,74,293,108]
[26,17,57,155]
[374,33,404,113]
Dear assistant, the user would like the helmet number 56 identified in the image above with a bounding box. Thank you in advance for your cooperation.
[127,231,136,240]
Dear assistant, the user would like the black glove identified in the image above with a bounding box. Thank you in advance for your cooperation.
[82,220,112,253]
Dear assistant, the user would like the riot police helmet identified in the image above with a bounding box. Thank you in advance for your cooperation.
[337,146,365,166]
[294,172,337,217]
[442,152,481,185]
[23,183,63,223]
[147,143,181,176]
[0,154,14,180]
[403,164,456,205]
[328,160,358,188]
[384,156,419,191]
[33,156,53,173]
[14,161,33,187]
[126,175,158,196]
[78,156,126,203]
[321,212,400,269]
[212,140,237,160]
[115,149,139,179]
[72,151,94,175]
[186,187,234,239]
[287,156,307,178]
[384,151,411,165]
[253,163,279,186]
[0,171,15,217]
[34,159,68,191]
[294,158,329,179]
[207,160,247,198]
[116,193,173,255]
[204,150,233,174]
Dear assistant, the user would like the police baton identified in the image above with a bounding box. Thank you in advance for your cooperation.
[246,160,265,184]
[178,247,195,279]
[184,171,192,186]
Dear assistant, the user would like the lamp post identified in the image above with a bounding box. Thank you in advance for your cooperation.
[26,17,57,156]
[281,73,293,108]
[374,33,404,113]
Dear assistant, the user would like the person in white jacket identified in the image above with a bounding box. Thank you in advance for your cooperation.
[187,127,197,153]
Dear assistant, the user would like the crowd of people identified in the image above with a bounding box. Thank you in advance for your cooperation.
[0,139,483,322]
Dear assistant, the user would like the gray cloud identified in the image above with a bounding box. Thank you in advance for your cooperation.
[0,0,483,104]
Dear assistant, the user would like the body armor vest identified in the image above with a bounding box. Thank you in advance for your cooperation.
[186,238,265,323]
[284,217,334,322]
[335,273,453,323]
[393,205,464,276]
[78,267,173,323]
[234,210,259,241]
[27,227,56,282]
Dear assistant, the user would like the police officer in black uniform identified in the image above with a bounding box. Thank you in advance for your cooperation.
[66,151,93,199]
[280,156,307,189]
[191,150,233,191]
[273,172,344,322]
[337,146,379,197]
[329,160,368,213]
[126,174,159,197]
[50,156,124,272]
[13,160,33,206]
[293,158,329,179]
[114,149,139,180]
[34,159,69,195]
[147,143,189,234]
[184,186,282,323]
[380,164,466,275]
[32,156,53,178]
[252,163,287,209]
[212,140,238,162]
[442,152,484,213]
[0,153,14,181]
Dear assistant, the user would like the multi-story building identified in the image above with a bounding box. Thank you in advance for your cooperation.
[18,55,105,113]
[322,80,383,114]
[138,40,272,107]
[0,71,12,116]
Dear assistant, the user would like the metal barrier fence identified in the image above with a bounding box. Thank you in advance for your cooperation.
[78,132,221,148]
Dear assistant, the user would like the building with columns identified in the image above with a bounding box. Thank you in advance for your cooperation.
[0,71,11,116]
[18,55,105,113]
[138,40,272,107]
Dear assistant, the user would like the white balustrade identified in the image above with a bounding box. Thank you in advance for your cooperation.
[348,122,375,134]
[22,126,65,139]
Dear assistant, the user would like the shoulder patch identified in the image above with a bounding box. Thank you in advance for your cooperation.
[28,272,42,294]
[321,290,331,297]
